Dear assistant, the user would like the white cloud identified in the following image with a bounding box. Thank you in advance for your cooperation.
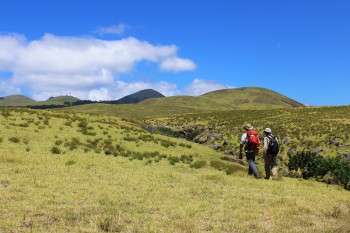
[185,78,232,96]
[159,57,196,72]
[0,78,20,96]
[95,24,129,35]
[87,81,179,101]
[0,33,196,100]
[0,34,26,70]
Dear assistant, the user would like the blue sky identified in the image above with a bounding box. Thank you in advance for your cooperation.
[0,0,349,106]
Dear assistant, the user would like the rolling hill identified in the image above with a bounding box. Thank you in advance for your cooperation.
[0,95,80,106]
[113,89,165,104]
[63,87,304,118]
[0,95,37,106]
[0,107,349,232]
[39,96,80,105]
[200,87,303,109]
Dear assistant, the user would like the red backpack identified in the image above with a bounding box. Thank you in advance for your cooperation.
[246,130,260,149]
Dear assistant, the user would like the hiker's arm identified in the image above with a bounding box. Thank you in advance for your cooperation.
[263,137,268,156]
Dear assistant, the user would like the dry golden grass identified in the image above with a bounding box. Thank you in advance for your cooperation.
[0,108,349,232]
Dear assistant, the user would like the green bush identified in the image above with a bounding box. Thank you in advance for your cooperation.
[190,160,207,169]
[160,139,176,148]
[288,151,350,190]
[51,146,61,154]
[180,154,194,164]
[168,156,180,165]
[210,160,227,171]
[8,137,20,143]
[65,160,76,166]
[210,160,237,175]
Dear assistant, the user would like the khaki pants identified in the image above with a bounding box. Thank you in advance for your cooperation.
[264,153,278,179]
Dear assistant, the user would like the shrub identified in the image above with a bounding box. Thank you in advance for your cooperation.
[23,138,30,145]
[179,142,192,148]
[104,148,113,155]
[1,110,11,117]
[51,146,61,154]
[55,140,63,146]
[288,151,350,190]
[8,137,20,143]
[18,123,29,128]
[78,121,88,128]
[160,139,176,148]
[65,160,76,166]
[226,164,236,175]
[156,126,182,138]
[43,119,49,125]
[210,160,236,175]
[190,160,207,169]
[180,154,194,164]
[97,216,124,232]
[65,121,72,127]
[168,156,180,165]
[210,160,227,171]
[65,138,81,150]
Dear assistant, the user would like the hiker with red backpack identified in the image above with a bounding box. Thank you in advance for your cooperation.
[239,124,260,178]
[263,128,279,180]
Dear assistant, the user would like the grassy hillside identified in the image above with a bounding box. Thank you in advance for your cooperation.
[0,95,81,107]
[147,105,350,158]
[114,89,165,104]
[0,108,349,232]
[39,95,80,105]
[200,87,303,109]
[62,87,304,118]
[0,95,38,106]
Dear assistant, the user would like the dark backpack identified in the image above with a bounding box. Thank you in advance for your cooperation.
[246,130,260,149]
[267,135,279,156]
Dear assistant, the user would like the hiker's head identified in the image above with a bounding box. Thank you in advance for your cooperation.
[264,128,272,134]
[243,124,253,131]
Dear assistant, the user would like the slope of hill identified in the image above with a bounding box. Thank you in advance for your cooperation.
[39,96,80,105]
[200,87,303,109]
[114,89,165,104]
[147,105,350,159]
[63,87,304,118]
[0,95,38,106]
[0,108,349,232]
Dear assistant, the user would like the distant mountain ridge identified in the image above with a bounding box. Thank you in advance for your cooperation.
[63,87,305,118]
[200,87,303,108]
[0,95,37,106]
[104,89,165,104]
[0,89,165,107]
[0,88,303,115]
[0,95,81,107]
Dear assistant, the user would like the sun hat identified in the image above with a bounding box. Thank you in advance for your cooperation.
[264,128,272,133]
[243,123,253,130]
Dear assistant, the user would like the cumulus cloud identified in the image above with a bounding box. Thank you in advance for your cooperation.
[29,78,231,101]
[185,78,232,96]
[95,23,129,35]
[0,78,20,97]
[0,33,196,100]
[159,57,196,72]
[87,80,179,101]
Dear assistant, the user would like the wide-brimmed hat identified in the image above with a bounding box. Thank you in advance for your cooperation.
[243,123,253,130]
[264,128,272,133]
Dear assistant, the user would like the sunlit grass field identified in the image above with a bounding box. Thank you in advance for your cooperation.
[62,87,303,119]
[1,108,349,232]
[148,106,350,158]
